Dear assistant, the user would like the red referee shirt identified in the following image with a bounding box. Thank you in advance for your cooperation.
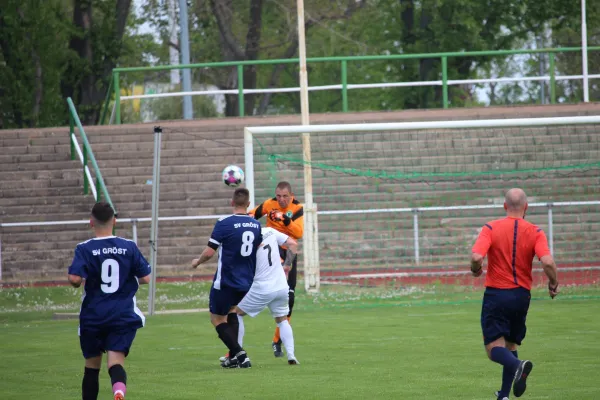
[472,217,551,291]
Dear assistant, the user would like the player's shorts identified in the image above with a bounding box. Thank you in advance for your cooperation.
[209,285,247,316]
[237,288,290,318]
[481,286,531,345]
[79,327,137,359]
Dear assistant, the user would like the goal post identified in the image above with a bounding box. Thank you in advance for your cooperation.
[246,128,321,293]
[244,115,600,299]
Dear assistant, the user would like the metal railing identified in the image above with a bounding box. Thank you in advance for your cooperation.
[102,46,600,124]
[2,200,599,276]
[67,98,116,212]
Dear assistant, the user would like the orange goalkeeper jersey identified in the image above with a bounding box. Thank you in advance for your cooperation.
[251,198,304,240]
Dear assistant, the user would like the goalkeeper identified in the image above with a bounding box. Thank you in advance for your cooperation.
[250,181,304,358]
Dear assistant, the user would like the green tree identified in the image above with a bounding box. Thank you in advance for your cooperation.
[61,0,134,124]
[0,0,71,128]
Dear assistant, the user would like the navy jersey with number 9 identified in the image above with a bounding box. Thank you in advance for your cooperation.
[68,236,151,330]
[208,214,262,291]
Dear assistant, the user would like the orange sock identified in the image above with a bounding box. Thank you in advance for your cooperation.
[273,317,291,343]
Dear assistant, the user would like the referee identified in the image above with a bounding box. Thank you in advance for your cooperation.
[471,188,559,399]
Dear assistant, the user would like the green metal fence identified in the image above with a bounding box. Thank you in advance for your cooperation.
[102,46,600,125]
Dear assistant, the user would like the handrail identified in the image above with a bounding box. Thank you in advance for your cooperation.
[103,46,600,124]
[67,98,117,214]
[99,77,114,125]
[1,200,599,228]
[2,201,600,268]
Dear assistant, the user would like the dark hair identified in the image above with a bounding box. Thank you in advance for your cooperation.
[276,181,292,193]
[233,188,250,207]
[91,202,115,224]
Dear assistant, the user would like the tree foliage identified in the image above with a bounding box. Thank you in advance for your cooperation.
[0,0,599,128]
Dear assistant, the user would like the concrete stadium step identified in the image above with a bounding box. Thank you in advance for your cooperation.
[1,178,84,190]
[0,169,83,182]
[3,106,600,281]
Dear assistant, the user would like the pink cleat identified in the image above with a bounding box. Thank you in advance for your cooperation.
[114,390,125,400]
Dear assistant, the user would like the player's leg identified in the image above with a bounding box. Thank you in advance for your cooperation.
[83,355,102,400]
[210,286,250,368]
[508,288,533,398]
[219,312,245,362]
[107,352,127,400]
[273,248,297,357]
[80,329,103,400]
[270,288,298,364]
[104,329,137,400]
[227,311,244,347]
[481,289,522,399]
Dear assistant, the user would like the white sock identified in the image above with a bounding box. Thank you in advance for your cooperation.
[277,319,295,360]
[237,314,245,347]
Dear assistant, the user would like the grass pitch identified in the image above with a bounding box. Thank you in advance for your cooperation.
[0,283,599,399]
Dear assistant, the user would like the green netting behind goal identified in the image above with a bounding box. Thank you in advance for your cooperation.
[250,121,600,305]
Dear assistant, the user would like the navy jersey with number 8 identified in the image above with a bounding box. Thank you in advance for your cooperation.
[208,214,262,291]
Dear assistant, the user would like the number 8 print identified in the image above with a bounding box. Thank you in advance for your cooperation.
[240,231,255,256]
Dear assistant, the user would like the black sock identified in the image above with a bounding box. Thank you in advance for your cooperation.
[82,367,100,400]
[287,254,298,291]
[108,364,127,386]
[216,322,244,358]
[227,312,239,344]
[288,290,295,318]
[498,350,519,399]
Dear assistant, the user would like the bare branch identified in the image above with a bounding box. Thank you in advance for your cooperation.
[245,0,263,60]
[209,0,245,59]
[169,40,180,52]
[256,36,299,115]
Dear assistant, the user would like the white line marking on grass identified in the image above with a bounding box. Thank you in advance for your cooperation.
[346,266,600,279]
[320,280,358,286]
[407,312,468,317]
[52,308,209,319]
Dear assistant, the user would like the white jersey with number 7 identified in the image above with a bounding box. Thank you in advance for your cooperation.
[251,227,290,295]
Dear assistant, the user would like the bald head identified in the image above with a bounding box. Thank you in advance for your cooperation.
[504,188,528,213]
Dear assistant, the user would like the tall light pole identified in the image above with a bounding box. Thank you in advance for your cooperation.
[179,0,193,118]
[582,0,589,102]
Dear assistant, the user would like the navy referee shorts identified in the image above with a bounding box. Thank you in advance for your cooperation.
[481,286,531,346]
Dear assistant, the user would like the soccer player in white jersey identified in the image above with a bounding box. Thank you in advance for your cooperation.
[234,227,300,364]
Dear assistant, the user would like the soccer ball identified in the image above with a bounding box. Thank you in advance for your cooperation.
[222,165,244,187]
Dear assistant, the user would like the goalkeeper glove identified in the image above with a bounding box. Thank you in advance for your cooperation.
[269,210,291,226]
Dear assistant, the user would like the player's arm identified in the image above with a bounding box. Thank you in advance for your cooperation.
[68,274,83,288]
[192,246,216,268]
[273,230,298,265]
[250,201,267,220]
[282,237,299,266]
[470,224,492,277]
[541,255,559,297]
[535,229,559,298]
[270,208,304,239]
[132,244,152,284]
[67,246,87,288]
[470,254,484,277]
[193,221,223,268]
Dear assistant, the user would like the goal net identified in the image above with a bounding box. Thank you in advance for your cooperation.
[244,116,600,306]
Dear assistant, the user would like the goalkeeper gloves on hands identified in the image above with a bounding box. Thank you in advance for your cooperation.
[269,210,291,226]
